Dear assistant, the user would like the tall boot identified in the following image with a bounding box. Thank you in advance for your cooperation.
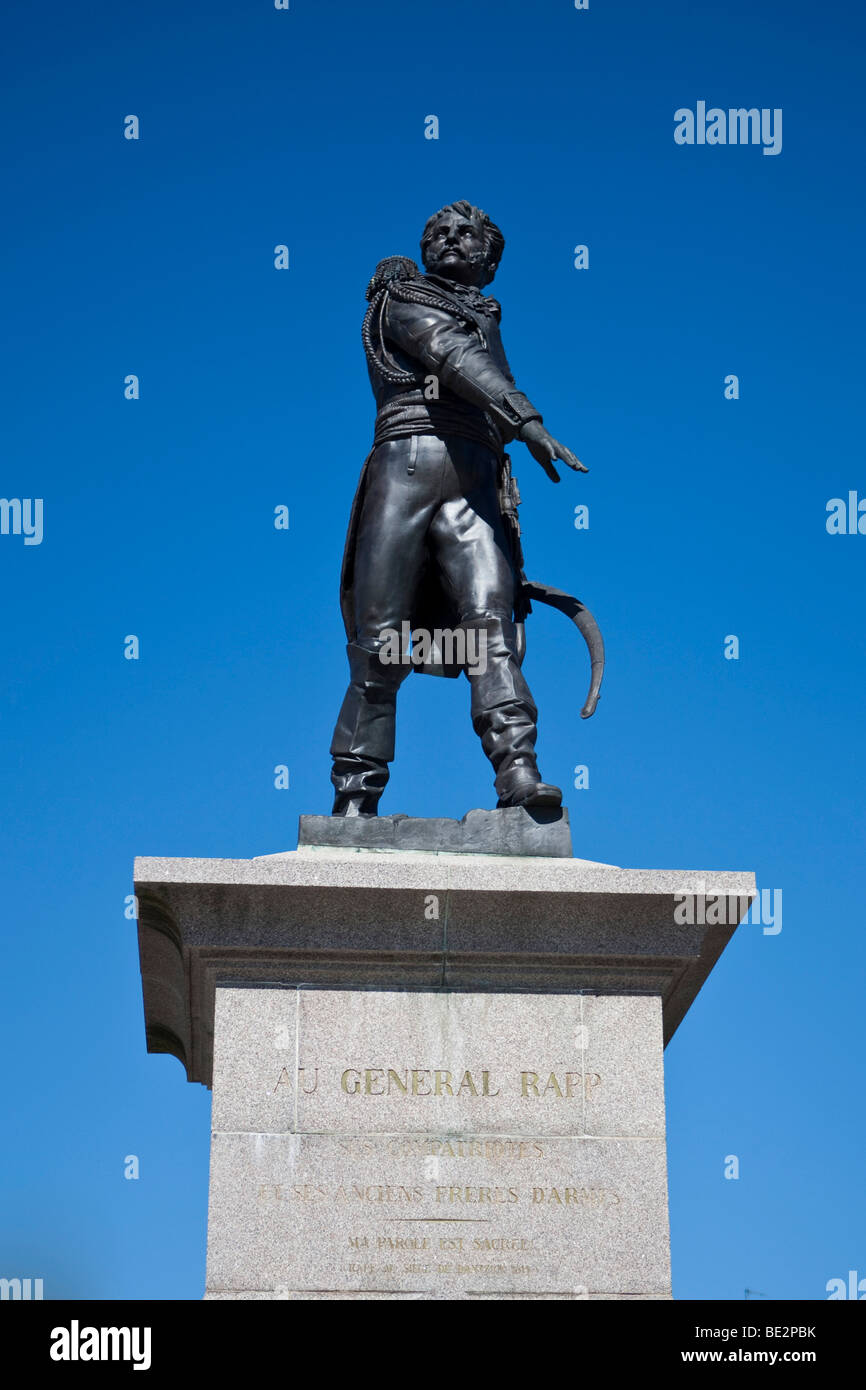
[463,615,562,809]
[330,640,409,815]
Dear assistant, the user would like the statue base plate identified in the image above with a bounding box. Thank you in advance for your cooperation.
[297,807,572,858]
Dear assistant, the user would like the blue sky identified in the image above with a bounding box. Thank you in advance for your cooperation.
[1,0,864,1299]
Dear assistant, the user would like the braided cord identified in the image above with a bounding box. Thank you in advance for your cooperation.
[362,278,486,385]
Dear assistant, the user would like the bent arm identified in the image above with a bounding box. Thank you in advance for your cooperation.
[385,297,542,443]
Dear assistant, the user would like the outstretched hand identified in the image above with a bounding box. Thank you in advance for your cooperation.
[519,419,587,482]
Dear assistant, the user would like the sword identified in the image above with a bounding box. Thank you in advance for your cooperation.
[498,454,604,718]
[517,579,605,719]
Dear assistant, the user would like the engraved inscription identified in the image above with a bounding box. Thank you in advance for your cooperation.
[341,1068,500,1096]
[335,1066,603,1099]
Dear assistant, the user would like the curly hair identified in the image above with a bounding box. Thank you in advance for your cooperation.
[419,200,505,285]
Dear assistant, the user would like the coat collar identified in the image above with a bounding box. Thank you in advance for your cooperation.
[423,273,501,321]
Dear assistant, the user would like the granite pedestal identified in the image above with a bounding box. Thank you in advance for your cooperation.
[134,809,754,1300]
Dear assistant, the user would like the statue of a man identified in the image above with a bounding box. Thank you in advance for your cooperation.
[330,200,588,817]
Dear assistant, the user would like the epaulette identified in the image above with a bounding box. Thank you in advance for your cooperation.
[362,257,489,384]
[365,256,423,302]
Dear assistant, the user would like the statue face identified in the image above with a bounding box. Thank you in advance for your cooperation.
[423,211,489,286]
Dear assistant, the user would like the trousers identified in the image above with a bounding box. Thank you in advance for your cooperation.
[330,433,541,809]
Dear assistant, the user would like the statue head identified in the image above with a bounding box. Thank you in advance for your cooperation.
[420,200,505,288]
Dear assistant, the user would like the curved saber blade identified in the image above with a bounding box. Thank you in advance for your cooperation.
[521,580,605,718]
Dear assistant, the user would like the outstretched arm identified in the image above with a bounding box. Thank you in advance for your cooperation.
[518,418,587,482]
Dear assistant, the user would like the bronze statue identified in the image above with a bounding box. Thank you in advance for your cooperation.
[330,201,603,817]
